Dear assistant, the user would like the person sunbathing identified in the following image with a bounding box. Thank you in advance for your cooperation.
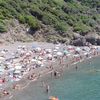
[2,90,9,96]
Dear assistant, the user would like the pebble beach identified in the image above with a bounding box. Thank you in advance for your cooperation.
[0,42,100,100]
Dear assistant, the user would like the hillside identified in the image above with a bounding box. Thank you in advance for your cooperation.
[0,0,100,45]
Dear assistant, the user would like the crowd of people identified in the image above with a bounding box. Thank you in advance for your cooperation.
[0,43,100,98]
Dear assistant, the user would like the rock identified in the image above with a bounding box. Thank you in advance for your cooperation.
[71,37,86,46]
[85,37,97,45]
[96,38,100,45]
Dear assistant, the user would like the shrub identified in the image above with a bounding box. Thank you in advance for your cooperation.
[74,22,91,35]
[25,15,41,30]
[42,13,58,25]
[55,22,68,33]
[0,23,7,33]
[18,15,26,24]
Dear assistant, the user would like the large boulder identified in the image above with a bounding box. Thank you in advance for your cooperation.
[71,37,86,46]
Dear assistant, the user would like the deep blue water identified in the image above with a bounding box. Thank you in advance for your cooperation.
[12,57,100,100]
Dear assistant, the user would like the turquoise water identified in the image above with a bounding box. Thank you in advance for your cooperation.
[12,57,100,100]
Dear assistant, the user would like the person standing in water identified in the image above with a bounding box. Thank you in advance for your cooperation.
[46,84,50,93]
[75,64,78,71]
[41,81,50,93]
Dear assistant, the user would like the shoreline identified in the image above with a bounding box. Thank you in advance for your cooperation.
[4,52,100,100]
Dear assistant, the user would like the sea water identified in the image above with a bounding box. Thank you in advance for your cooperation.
[11,57,100,100]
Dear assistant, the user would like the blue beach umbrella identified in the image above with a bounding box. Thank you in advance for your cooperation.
[63,50,69,55]
[32,45,38,49]
[97,47,100,51]
[76,47,81,51]
[0,68,4,74]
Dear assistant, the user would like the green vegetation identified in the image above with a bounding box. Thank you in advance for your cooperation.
[73,22,91,35]
[0,0,99,37]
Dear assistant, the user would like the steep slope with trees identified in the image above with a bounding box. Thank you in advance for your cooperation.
[0,0,100,45]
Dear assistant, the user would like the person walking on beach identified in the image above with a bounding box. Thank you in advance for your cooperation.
[53,71,61,78]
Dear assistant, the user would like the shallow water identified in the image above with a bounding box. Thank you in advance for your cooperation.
[11,57,100,100]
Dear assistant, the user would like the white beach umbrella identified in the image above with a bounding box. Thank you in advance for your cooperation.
[53,49,58,52]
[31,59,37,62]
[45,49,52,53]
[14,78,21,81]
[35,47,41,52]
[55,46,59,50]
[21,50,25,54]
[0,68,4,72]
[26,52,30,56]
[9,68,15,71]
[67,54,71,56]
[0,57,5,60]
[73,54,80,57]
[15,65,22,70]
[37,60,42,65]
[17,49,21,53]
[83,52,88,55]
[56,52,63,56]
[47,54,52,58]
[56,44,61,47]
[38,56,43,60]
[18,45,22,49]
[22,45,26,49]
[14,70,20,73]
[1,50,6,55]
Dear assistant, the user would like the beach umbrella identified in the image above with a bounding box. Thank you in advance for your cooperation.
[15,66,22,70]
[83,52,88,55]
[55,46,59,50]
[21,50,25,54]
[53,49,58,52]
[47,54,52,60]
[96,47,100,51]
[67,54,71,56]
[26,52,30,56]
[55,43,61,47]
[63,50,69,54]
[73,54,80,57]
[83,47,90,52]
[0,57,5,60]
[56,52,63,56]
[32,44,38,49]
[0,68,4,72]
[47,54,52,58]
[38,56,43,60]
[45,49,52,53]
[31,59,37,62]
[14,70,21,74]
[36,61,42,65]
[35,47,41,52]
[9,67,15,71]
[0,50,6,55]
[75,47,81,51]
[22,45,26,48]
[14,78,21,82]
[18,45,22,49]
